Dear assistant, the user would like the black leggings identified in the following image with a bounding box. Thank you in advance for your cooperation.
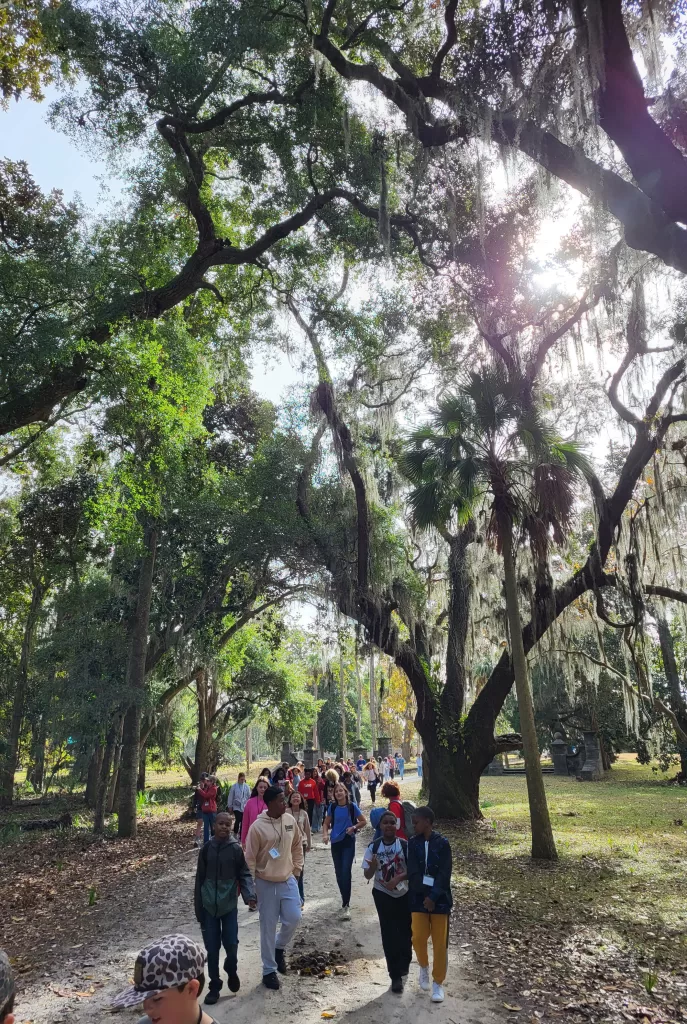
[368,783,378,803]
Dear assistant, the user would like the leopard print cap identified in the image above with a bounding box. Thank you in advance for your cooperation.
[0,949,14,1010]
[110,934,205,1009]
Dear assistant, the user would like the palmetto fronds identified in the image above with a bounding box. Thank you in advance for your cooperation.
[400,366,591,551]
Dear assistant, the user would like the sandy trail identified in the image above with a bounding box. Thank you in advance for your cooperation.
[20,817,506,1024]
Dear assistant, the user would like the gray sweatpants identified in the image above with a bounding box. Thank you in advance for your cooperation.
[255,875,302,975]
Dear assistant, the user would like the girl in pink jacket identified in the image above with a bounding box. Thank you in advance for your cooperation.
[240,777,269,846]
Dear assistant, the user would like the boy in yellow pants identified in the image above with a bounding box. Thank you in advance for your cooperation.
[407,806,453,1003]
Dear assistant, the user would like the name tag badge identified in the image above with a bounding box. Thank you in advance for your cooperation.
[423,874,435,887]
[269,847,281,859]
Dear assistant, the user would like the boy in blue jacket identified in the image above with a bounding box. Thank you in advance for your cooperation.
[407,806,453,1004]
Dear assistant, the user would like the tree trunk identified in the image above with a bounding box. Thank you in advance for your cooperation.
[339,650,347,759]
[85,744,103,809]
[95,714,120,831]
[312,674,319,749]
[354,648,362,740]
[500,519,557,860]
[118,526,158,838]
[137,743,147,793]
[245,725,252,773]
[401,718,412,761]
[192,669,209,785]
[369,648,377,753]
[106,715,124,816]
[656,614,687,779]
[27,716,47,794]
[0,583,44,806]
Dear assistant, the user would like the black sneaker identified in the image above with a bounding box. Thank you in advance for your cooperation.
[275,948,287,975]
[391,977,404,994]
[262,971,280,990]
[204,989,221,1005]
[227,973,240,993]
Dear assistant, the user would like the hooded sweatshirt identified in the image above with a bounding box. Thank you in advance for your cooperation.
[240,795,266,845]
[194,833,256,920]
[244,809,304,883]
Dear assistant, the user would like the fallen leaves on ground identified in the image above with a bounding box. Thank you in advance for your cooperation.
[442,819,687,1024]
[0,796,192,984]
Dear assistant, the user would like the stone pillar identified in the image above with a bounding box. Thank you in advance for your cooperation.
[280,741,293,765]
[483,756,504,776]
[377,736,391,758]
[578,731,604,781]
[302,742,318,770]
[551,732,570,776]
[352,743,368,764]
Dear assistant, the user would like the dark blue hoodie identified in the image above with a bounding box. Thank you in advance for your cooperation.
[407,831,453,913]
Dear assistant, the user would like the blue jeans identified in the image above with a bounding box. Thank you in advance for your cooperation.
[202,811,216,844]
[312,802,324,832]
[331,835,356,907]
[201,908,238,991]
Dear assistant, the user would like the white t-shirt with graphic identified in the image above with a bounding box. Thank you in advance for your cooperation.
[362,838,408,899]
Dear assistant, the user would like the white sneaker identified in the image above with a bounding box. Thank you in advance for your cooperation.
[341,906,351,921]
[418,966,430,992]
[431,982,445,1003]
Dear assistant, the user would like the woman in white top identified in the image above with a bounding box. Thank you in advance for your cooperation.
[287,789,312,908]
[382,757,391,781]
[364,761,379,803]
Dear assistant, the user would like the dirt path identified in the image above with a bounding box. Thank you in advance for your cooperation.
[19,825,507,1024]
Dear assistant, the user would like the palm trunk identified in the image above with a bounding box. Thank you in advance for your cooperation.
[339,652,347,759]
[656,615,687,778]
[500,518,557,860]
[354,648,362,740]
[118,526,158,838]
[0,583,44,807]
[369,648,377,753]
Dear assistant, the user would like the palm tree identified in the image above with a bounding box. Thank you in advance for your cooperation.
[400,366,592,860]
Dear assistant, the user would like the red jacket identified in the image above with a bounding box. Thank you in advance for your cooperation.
[298,777,321,804]
[199,782,218,813]
[388,798,407,839]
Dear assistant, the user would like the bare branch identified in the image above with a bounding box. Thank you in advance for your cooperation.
[644,583,687,604]
[430,0,458,80]
[607,349,641,425]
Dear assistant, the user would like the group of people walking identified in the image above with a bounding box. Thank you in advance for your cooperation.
[180,755,448,1010]
[102,784,451,1023]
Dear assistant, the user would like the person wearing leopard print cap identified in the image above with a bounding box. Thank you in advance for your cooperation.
[110,934,217,1024]
[0,950,16,1024]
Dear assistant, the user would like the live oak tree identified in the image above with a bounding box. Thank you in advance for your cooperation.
[0,0,403,440]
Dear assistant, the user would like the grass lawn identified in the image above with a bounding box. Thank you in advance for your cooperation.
[410,756,686,1024]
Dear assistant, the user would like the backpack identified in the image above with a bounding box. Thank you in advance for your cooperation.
[401,800,416,836]
[369,805,386,839]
